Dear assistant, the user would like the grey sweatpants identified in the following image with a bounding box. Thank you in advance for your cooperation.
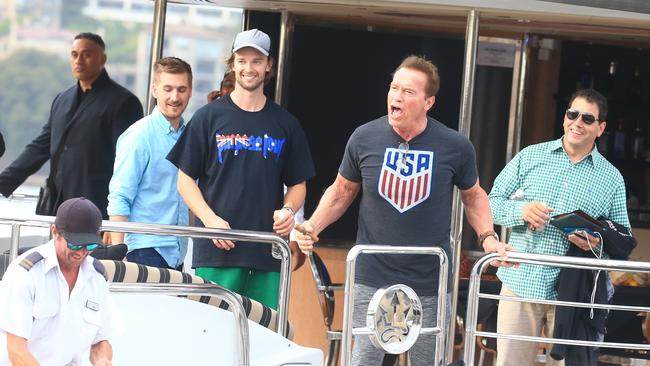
[350,283,450,366]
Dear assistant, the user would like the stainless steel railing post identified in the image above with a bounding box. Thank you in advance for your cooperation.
[341,245,448,366]
[463,252,650,365]
[9,224,20,263]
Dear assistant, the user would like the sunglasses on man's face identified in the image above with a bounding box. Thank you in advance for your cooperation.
[565,108,599,125]
[67,242,100,251]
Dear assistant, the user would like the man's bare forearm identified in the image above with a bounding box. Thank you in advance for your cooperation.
[177,169,217,224]
[308,174,360,236]
[461,181,494,237]
[7,333,39,366]
[283,182,306,213]
[109,215,127,244]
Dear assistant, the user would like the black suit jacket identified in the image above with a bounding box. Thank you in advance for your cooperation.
[0,131,4,158]
[0,69,143,217]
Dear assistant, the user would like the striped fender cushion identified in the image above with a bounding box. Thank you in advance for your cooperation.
[100,260,292,336]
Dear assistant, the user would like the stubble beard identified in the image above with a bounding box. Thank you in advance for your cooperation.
[236,75,265,93]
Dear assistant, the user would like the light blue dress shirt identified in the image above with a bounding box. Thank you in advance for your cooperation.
[108,107,189,267]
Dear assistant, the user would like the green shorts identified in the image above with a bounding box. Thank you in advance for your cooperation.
[195,266,280,310]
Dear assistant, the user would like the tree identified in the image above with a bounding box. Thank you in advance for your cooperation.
[0,49,71,171]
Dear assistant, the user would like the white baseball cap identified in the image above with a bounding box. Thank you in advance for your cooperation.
[232,29,271,56]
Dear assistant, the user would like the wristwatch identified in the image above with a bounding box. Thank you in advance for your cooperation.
[282,206,295,216]
[479,230,499,247]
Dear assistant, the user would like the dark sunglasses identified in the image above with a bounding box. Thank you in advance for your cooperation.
[398,141,409,167]
[565,108,599,125]
[67,242,100,251]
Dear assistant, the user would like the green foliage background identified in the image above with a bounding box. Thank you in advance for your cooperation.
[0,50,70,171]
[0,5,142,172]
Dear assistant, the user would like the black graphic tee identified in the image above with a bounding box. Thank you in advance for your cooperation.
[167,95,315,271]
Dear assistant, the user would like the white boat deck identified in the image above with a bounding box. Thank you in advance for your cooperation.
[100,294,322,365]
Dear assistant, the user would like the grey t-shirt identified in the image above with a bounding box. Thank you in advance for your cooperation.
[339,116,478,295]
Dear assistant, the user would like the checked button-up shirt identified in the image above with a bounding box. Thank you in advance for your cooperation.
[489,138,629,300]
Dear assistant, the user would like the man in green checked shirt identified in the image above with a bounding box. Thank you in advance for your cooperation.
[489,88,630,366]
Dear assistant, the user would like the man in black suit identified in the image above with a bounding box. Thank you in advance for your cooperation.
[0,33,143,228]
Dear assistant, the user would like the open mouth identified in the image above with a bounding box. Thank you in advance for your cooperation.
[390,105,403,117]
[241,74,257,81]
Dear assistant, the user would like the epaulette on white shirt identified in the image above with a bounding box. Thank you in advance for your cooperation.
[92,257,107,280]
[17,248,107,280]
[18,251,44,271]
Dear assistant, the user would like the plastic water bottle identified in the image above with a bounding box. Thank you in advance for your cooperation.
[511,189,534,252]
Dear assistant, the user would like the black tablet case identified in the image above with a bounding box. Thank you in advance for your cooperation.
[550,210,605,236]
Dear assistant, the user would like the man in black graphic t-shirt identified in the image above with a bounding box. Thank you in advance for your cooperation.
[295,55,511,365]
[167,29,314,309]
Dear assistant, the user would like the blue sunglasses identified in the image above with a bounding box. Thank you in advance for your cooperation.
[67,242,100,251]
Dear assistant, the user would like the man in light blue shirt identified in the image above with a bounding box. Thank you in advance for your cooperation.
[107,57,192,269]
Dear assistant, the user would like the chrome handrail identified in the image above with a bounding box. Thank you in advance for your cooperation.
[0,215,292,337]
[463,252,650,365]
[5,193,40,201]
[109,282,249,366]
[341,245,449,366]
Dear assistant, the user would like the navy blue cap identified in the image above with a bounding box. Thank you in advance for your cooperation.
[54,197,102,245]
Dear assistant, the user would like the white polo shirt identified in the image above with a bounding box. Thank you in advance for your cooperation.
[0,241,114,365]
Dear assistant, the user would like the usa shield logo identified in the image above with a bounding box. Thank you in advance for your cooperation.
[378,148,434,213]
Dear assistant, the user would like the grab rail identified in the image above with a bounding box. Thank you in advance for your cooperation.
[0,215,292,338]
[463,252,650,365]
[109,282,249,366]
[5,193,40,201]
[341,245,448,366]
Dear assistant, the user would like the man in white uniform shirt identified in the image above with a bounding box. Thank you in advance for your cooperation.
[0,197,114,365]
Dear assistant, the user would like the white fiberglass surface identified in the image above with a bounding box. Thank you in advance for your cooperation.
[95,294,322,365]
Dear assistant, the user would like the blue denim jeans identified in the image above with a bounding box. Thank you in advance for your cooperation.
[126,247,182,270]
